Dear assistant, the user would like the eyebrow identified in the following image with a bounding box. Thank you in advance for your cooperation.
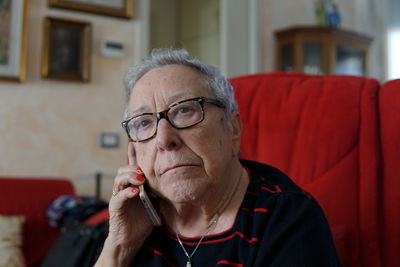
[128,106,152,118]
[128,93,197,117]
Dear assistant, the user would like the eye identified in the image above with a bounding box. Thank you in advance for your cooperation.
[177,106,193,114]
[168,101,201,123]
[131,116,154,130]
[171,102,197,116]
[139,119,151,128]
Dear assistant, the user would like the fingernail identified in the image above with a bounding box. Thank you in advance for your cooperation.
[137,167,143,173]
[131,187,138,194]
[137,175,145,182]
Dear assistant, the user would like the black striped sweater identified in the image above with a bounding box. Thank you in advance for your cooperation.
[132,160,341,267]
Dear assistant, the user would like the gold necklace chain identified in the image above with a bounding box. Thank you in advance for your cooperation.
[174,167,244,267]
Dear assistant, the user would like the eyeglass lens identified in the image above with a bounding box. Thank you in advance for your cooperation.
[127,100,204,141]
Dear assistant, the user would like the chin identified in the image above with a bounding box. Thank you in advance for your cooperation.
[162,179,207,203]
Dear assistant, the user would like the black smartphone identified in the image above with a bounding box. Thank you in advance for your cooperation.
[139,184,162,226]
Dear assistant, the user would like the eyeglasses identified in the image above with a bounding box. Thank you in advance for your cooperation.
[121,97,225,142]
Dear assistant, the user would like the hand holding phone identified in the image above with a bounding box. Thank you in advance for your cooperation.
[127,141,162,227]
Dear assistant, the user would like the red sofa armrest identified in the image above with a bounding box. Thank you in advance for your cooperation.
[0,177,75,267]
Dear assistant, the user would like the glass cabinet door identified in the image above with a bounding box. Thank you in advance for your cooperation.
[281,44,295,71]
[303,42,324,74]
[335,45,366,76]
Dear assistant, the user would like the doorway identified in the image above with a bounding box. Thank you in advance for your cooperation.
[147,0,260,77]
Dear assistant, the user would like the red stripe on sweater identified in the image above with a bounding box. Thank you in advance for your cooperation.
[241,207,269,216]
[144,246,178,267]
[254,208,269,213]
[234,231,259,243]
[241,207,253,215]
[168,231,259,245]
[216,260,244,266]
[261,185,282,193]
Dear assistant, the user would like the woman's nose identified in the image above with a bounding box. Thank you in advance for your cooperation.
[155,119,182,151]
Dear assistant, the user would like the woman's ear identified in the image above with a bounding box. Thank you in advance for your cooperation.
[230,112,242,156]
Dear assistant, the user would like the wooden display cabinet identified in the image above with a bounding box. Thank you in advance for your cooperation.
[275,26,373,76]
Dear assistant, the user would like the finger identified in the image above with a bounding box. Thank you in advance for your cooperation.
[113,171,146,192]
[117,165,142,176]
[109,186,140,209]
[127,140,137,166]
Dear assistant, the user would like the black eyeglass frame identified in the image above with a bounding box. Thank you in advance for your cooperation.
[121,97,225,142]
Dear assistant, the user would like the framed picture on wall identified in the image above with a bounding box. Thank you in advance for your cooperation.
[0,0,27,82]
[41,17,92,82]
[48,0,134,19]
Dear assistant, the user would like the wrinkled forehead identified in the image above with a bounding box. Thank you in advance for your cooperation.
[128,65,213,114]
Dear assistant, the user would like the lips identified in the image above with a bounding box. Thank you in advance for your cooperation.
[160,164,199,175]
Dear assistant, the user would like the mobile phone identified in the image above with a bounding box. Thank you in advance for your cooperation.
[139,184,162,226]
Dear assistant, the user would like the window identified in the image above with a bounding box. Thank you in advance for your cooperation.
[386,0,400,80]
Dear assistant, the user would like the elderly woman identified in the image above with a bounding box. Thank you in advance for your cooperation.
[95,48,340,267]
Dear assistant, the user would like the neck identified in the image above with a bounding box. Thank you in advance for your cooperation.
[162,160,248,237]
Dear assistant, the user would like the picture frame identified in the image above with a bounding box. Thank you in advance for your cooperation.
[41,17,92,82]
[48,0,134,19]
[0,0,28,82]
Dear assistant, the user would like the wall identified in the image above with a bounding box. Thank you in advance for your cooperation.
[0,0,139,199]
[385,0,400,80]
[179,0,220,68]
[261,0,384,80]
[150,0,178,49]
[149,0,220,69]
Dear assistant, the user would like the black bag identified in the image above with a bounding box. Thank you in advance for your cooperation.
[40,221,108,267]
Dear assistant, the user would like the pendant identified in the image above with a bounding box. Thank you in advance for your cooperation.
[186,260,192,267]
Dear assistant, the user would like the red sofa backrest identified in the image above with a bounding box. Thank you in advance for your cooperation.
[0,177,75,267]
[379,79,400,267]
[229,72,382,267]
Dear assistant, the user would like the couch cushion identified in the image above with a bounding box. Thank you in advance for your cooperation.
[0,214,26,267]
[84,208,109,225]
[0,178,74,267]
[229,72,381,267]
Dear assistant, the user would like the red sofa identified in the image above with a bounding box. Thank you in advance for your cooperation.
[0,177,75,267]
[229,73,399,267]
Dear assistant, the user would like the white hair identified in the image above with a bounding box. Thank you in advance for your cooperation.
[123,48,238,119]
